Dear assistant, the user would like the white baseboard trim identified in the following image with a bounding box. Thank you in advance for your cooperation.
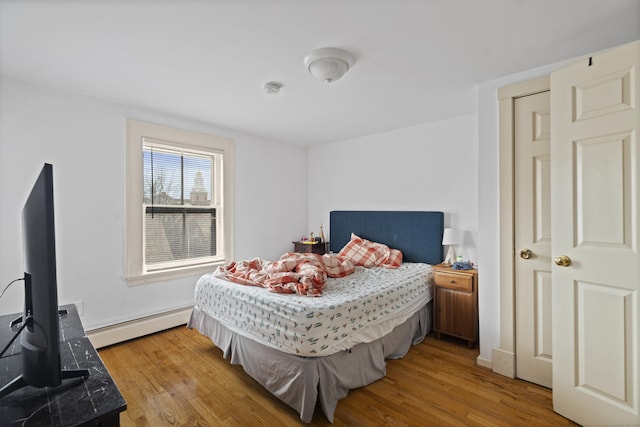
[87,306,193,349]
[491,346,516,378]
[476,355,492,369]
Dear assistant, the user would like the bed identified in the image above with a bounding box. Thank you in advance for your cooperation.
[188,210,444,423]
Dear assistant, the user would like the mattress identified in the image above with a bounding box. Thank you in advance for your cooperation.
[194,262,433,357]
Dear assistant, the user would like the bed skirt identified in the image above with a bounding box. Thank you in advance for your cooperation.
[187,301,432,423]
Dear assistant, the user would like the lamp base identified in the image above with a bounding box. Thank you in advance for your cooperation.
[444,245,456,265]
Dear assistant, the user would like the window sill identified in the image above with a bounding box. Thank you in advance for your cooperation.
[125,261,225,286]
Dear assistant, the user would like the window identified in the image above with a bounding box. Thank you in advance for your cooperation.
[126,119,234,284]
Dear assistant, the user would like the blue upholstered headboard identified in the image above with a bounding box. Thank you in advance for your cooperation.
[329,211,444,265]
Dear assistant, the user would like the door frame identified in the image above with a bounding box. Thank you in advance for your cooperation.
[492,75,550,378]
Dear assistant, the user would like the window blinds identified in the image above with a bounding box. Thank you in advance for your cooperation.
[142,141,218,269]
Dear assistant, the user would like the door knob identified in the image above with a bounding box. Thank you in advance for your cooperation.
[554,255,572,267]
[519,249,532,259]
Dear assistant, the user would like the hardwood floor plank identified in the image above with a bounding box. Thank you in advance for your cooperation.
[99,326,577,426]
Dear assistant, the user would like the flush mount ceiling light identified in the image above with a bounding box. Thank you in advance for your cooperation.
[303,47,354,83]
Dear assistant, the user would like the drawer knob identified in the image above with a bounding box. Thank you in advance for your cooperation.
[450,279,456,284]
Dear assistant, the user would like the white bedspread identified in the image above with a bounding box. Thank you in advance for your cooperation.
[194,263,433,357]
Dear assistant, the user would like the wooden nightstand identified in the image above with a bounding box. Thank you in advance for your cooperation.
[432,264,479,348]
[292,241,328,255]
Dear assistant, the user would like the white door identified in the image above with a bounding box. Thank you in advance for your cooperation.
[514,91,553,388]
[551,39,640,425]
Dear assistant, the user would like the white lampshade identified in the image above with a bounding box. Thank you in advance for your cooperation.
[442,228,459,245]
[303,47,354,83]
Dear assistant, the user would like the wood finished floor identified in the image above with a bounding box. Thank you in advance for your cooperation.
[98,326,577,426]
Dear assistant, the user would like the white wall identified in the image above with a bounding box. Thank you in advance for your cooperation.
[308,112,479,263]
[0,77,308,330]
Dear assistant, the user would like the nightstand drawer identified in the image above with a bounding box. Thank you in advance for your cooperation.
[293,241,327,255]
[434,271,473,292]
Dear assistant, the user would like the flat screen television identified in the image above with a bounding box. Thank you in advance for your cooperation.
[0,163,88,399]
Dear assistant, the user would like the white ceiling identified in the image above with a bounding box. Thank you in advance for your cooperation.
[1,0,639,146]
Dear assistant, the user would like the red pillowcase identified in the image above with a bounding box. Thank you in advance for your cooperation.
[385,248,403,268]
[338,233,402,268]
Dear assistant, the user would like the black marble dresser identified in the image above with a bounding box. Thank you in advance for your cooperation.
[0,304,126,426]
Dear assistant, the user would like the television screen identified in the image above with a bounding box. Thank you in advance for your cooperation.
[0,163,88,398]
[21,163,61,388]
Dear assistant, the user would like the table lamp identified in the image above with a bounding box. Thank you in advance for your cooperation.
[442,228,459,265]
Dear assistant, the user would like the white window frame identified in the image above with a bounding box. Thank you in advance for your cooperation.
[125,119,234,285]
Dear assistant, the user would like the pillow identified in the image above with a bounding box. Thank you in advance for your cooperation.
[338,233,402,268]
[385,248,403,268]
[322,254,355,277]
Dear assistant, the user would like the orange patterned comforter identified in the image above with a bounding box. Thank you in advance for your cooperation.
[214,252,355,296]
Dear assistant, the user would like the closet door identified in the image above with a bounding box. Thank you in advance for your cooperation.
[514,90,552,388]
[551,39,640,426]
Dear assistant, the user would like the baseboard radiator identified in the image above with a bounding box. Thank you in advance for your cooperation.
[86,305,193,349]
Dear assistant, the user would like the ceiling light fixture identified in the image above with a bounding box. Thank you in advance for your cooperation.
[303,47,354,83]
